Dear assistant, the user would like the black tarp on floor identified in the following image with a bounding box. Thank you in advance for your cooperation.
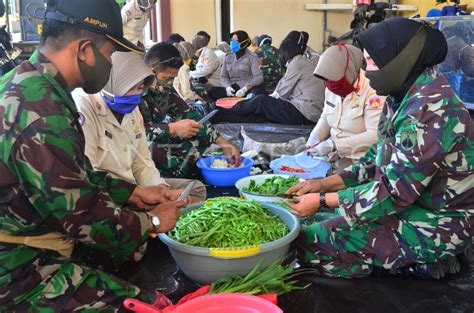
[118,238,474,313]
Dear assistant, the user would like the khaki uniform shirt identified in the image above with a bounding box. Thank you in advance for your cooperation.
[190,47,221,87]
[275,55,326,122]
[311,72,384,164]
[121,0,151,45]
[73,90,166,187]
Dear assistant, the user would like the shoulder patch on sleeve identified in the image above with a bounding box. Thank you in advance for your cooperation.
[368,96,382,109]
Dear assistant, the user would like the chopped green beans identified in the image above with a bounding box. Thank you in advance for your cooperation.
[242,175,300,195]
[209,258,311,296]
[168,197,288,248]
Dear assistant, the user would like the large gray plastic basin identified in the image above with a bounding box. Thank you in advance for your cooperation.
[158,202,301,284]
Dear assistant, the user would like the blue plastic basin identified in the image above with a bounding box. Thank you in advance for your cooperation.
[196,156,254,187]
[270,152,330,179]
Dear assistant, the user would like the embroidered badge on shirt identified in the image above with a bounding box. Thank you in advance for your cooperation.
[368,96,382,109]
[77,112,86,126]
[352,97,360,108]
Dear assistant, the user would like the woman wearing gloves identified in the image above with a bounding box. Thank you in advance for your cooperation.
[208,30,264,101]
[73,51,206,202]
[307,43,384,172]
[285,18,474,279]
[213,40,325,124]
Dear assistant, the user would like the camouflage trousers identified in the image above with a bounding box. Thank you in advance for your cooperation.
[297,212,472,278]
[9,256,154,312]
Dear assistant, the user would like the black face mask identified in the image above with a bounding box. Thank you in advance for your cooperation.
[78,42,113,94]
[365,27,427,96]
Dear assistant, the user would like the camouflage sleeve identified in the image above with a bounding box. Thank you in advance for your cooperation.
[338,144,377,188]
[183,109,219,146]
[337,103,464,226]
[10,116,151,258]
[146,123,171,144]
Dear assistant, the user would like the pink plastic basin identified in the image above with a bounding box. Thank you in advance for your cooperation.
[215,97,243,109]
[173,293,283,313]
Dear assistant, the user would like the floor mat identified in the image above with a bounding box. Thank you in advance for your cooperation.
[118,239,474,313]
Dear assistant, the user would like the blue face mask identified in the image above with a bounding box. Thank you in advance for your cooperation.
[103,94,142,115]
[230,40,241,53]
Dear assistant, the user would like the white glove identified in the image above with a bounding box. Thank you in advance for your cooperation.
[235,86,248,97]
[306,128,320,148]
[226,86,236,97]
[307,139,335,156]
[269,91,280,99]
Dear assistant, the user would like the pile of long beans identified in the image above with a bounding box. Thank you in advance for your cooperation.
[210,258,311,295]
[168,197,288,248]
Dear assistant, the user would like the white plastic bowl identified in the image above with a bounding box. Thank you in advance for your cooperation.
[235,174,305,204]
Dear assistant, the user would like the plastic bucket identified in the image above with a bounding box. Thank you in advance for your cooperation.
[158,202,300,284]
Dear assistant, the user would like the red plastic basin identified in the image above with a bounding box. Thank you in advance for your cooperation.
[173,293,283,313]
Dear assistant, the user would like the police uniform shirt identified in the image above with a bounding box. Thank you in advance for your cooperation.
[312,72,385,161]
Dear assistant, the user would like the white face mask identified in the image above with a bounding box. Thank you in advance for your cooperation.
[138,0,153,10]
[285,59,292,68]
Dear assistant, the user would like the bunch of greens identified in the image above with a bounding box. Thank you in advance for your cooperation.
[210,259,310,295]
[168,197,288,248]
[242,175,300,195]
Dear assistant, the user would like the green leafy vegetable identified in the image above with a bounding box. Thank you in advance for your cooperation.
[242,176,300,195]
[210,258,311,295]
[168,197,288,248]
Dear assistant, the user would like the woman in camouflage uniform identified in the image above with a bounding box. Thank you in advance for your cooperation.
[286,18,474,279]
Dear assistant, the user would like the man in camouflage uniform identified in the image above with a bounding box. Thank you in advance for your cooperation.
[255,35,283,92]
[141,52,240,178]
[0,0,184,311]
[286,19,473,279]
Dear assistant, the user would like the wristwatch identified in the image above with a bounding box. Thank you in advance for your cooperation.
[320,193,330,210]
[149,213,161,233]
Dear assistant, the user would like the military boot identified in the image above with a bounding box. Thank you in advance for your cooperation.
[396,255,461,280]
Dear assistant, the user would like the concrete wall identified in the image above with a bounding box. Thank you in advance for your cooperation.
[166,0,473,51]
[231,0,353,53]
[167,0,354,52]
[169,0,217,45]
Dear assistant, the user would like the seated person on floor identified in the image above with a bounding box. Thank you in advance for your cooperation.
[249,35,259,53]
[189,31,221,89]
[173,41,203,104]
[140,42,241,178]
[285,18,474,280]
[208,30,264,101]
[0,0,185,310]
[283,30,319,63]
[73,51,206,202]
[167,32,185,45]
[213,40,325,125]
[307,43,384,172]
[256,34,284,93]
[214,41,231,65]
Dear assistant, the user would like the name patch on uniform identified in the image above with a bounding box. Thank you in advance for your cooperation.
[105,130,113,139]
[136,133,142,139]
[368,96,382,109]
[326,101,335,108]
